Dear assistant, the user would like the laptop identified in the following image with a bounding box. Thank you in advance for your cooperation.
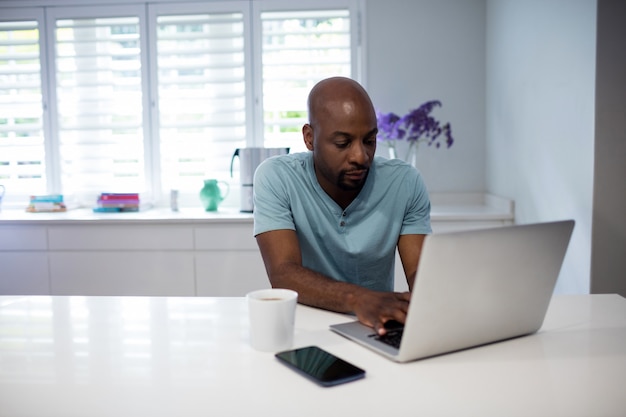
[330,220,575,363]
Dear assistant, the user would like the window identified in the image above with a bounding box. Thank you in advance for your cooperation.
[258,8,353,152]
[0,0,361,208]
[0,13,47,197]
[52,14,146,197]
[150,3,250,197]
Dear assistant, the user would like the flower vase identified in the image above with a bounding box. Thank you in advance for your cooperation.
[388,146,397,160]
[405,143,418,167]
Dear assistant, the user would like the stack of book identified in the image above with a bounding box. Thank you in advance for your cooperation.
[93,193,140,212]
[26,194,67,212]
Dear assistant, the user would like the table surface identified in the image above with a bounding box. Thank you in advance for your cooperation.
[0,294,624,417]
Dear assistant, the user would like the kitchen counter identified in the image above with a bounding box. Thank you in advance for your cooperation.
[0,193,514,297]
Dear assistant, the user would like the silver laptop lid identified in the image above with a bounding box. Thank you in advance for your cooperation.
[396,220,574,362]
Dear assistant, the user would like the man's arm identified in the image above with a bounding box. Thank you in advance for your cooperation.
[397,234,427,291]
[256,229,411,335]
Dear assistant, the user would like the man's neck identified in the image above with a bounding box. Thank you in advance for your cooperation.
[317,179,361,210]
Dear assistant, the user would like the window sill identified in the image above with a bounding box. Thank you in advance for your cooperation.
[0,193,513,225]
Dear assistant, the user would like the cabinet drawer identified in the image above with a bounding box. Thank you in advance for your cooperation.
[195,251,267,296]
[49,252,195,296]
[195,223,257,250]
[48,226,194,250]
[0,226,47,250]
[0,252,49,295]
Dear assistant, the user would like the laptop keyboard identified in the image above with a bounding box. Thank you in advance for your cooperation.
[370,320,405,349]
[374,329,404,348]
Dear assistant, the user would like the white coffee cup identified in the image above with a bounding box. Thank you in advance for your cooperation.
[247,288,298,352]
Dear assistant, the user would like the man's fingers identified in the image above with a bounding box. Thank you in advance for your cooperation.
[396,291,412,302]
[354,291,412,335]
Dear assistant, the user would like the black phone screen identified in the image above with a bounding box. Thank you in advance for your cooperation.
[275,346,365,387]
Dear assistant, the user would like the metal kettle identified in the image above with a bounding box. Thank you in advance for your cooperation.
[230,147,290,185]
[230,147,289,212]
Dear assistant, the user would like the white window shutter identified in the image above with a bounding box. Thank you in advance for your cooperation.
[53,15,146,198]
[259,8,352,152]
[154,11,247,194]
[0,19,47,199]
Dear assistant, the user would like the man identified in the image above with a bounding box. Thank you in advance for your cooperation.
[253,77,431,335]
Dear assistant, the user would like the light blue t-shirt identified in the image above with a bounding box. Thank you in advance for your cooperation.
[253,152,431,292]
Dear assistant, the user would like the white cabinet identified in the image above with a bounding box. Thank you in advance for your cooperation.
[0,226,48,250]
[0,194,514,296]
[194,223,257,250]
[0,217,266,297]
[49,252,195,296]
[45,225,197,296]
[48,225,194,250]
[194,224,268,295]
[0,252,50,294]
[0,226,50,294]
[196,251,267,296]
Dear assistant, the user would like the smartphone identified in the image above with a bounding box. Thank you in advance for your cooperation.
[275,345,365,387]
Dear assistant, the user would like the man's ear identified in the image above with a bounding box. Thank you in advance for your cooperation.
[302,124,314,151]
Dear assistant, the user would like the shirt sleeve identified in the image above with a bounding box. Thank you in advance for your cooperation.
[252,157,297,236]
[400,169,432,235]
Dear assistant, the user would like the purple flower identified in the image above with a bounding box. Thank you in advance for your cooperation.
[376,100,454,149]
[376,111,402,141]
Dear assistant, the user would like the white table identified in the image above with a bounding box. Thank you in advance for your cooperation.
[0,294,624,417]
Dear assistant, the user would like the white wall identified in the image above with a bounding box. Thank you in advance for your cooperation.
[366,0,597,293]
[485,0,596,294]
[366,0,487,193]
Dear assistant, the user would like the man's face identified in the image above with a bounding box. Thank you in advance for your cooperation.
[304,99,377,199]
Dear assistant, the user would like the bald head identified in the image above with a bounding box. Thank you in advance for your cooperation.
[307,77,376,130]
[301,77,377,205]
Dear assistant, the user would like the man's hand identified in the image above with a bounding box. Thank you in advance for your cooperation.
[347,290,411,336]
